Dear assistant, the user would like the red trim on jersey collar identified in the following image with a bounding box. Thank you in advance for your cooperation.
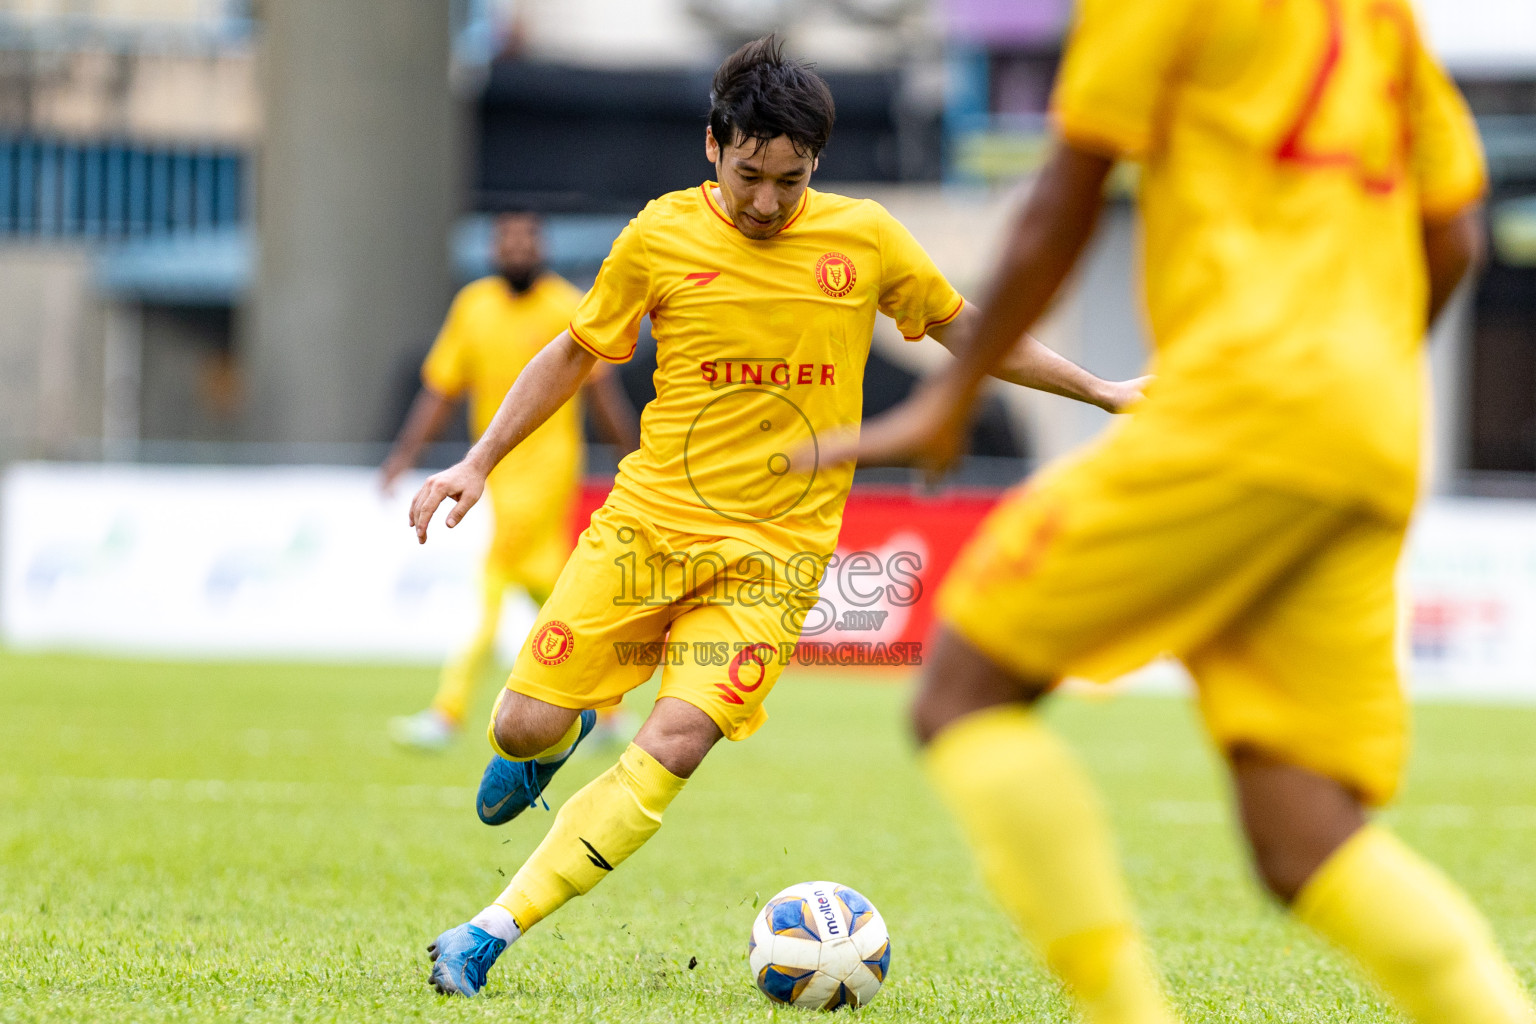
[781,191,810,231]
[700,182,810,236]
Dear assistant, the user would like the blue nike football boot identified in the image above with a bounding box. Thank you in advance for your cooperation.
[476,708,598,825]
[427,923,506,997]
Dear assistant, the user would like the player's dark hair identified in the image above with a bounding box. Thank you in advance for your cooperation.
[709,35,835,159]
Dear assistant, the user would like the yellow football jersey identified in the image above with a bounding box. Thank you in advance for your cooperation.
[570,182,963,557]
[1052,0,1486,516]
[422,273,585,483]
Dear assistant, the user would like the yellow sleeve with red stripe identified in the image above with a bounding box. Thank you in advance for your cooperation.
[1409,41,1487,221]
[874,203,965,341]
[569,217,653,363]
[1049,0,1198,159]
[420,289,471,397]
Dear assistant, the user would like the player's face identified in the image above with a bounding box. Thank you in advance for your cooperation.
[706,127,818,240]
[492,213,543,277]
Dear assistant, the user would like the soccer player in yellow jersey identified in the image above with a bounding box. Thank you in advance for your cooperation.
[382,211,638,751]
[831,0,1535,1021]
[405,37,1146,997]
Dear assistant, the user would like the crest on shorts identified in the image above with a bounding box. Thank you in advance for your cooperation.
[815,252,856,298]
[532,620,575,666]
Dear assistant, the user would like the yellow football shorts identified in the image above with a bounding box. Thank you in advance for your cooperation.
[938,451,1410,806]
[484,461,578,601]
[504,503,811,741]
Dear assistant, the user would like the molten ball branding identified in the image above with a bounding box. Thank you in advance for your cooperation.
[812,888,843,938]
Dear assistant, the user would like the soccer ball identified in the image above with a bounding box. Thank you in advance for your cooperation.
[748,881,891,1010]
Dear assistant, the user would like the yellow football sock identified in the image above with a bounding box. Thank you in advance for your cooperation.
[926,706,1178,1024]
[494,743,686,930]
[1295,824,1534,1024]
[429,564,511,724]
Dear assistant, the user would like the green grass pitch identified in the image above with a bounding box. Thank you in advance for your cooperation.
[3,649,1535,1023]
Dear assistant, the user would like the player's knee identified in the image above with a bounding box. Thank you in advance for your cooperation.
[633,698,722,779]
[909,628,1050,748]
[1242,808,1360,904]
[1230,746,1366,905]
[1246,829,1354,904]
[1247,841,1312,904]
[491,694,575,759]
[908,669,1020,747]
[909,683,955,748]
[491,716,552,759]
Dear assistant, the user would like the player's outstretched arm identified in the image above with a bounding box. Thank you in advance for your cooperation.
[582,362,641,455]
[380,388,457,496]
[822,141,1116,475]
[408,331,598,543]
[940,141,1114,395]
[929,304,1147,413]
[1423,204,1485,328]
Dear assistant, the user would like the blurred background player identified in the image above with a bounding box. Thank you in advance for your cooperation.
[833,0,1536,1022]
[382,211,639,751]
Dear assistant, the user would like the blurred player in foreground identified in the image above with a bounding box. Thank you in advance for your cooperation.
[382,211,638,751]
[406,37,1146,997]
[827,0,1534,1021]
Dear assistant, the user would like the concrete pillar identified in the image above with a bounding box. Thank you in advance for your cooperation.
[246,1,459,444]
[102,301,143,460]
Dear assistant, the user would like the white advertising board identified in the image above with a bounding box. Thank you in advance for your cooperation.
[1417,0,1536,74]
[1404,498,1536,698]
[3,464,1536,699]
[0,463,537,662]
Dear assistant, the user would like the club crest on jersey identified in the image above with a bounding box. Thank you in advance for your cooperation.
[815,252,856,298]
[532,620,575,666]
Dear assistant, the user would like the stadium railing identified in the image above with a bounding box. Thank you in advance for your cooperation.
[0,137,245,242]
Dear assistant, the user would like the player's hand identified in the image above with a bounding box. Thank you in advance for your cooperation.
[408,461,487,544]
[378,459,406,498]
[1095,375,1152,414]
[816,372,975,482]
